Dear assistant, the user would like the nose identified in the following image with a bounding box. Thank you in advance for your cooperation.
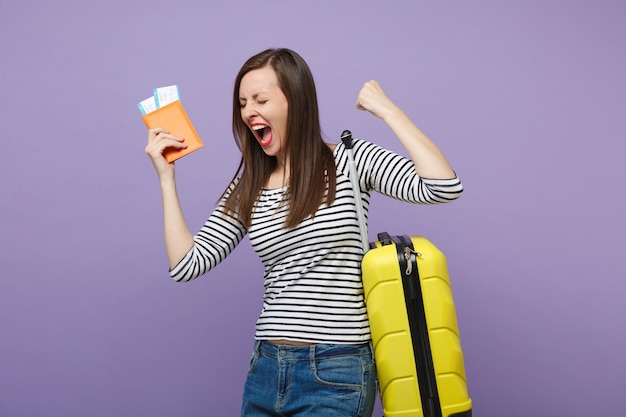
[241,104,258,121]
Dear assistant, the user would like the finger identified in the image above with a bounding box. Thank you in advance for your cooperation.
[356,87,366,109]
[154,131,185,143]
[356,90,370,111]
[145,139,187,158]
[356,98,363,110]
[149,127,169,137]
[155,137,187,151]
[366,80,380,89]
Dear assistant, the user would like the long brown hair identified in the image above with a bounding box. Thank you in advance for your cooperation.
[222,48,337,229]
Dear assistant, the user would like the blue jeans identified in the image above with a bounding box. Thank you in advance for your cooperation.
[241,340,377,417]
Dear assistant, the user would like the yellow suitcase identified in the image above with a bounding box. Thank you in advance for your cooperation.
[362,233,472,417]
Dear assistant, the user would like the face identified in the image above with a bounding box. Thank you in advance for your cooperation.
[239,66,289,161]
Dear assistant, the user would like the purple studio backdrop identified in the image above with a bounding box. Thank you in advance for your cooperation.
[1,1,625,416]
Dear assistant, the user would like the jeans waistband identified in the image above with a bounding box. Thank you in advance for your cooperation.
[255,340,372,361]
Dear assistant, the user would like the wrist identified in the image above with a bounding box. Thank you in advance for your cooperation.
[160,174,177,189]
[381,103,407,125]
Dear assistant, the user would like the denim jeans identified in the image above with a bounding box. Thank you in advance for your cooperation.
[241,340,377,417]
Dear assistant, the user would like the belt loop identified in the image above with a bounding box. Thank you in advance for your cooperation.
[309,344,316,371]
[369,339,375,361]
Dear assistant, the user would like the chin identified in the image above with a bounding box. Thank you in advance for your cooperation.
[259,141,278,155]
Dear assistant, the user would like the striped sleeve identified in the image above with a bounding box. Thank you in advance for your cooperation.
[169,181,247,282]
[352,139,463,204]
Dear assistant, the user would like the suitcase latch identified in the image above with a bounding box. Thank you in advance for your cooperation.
[403,247,421,275]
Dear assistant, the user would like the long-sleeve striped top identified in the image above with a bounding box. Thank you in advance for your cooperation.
[170,138,463,344]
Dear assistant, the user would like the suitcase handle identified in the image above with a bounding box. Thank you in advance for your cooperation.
[341,130,370,253]
[377,232,393,246]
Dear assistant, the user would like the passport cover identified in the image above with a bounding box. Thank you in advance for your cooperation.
[142,100,204,163]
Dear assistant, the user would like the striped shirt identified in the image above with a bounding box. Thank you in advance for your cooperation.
[170,138,463,344]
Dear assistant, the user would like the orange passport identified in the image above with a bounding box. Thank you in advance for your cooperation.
[142,100,204,163]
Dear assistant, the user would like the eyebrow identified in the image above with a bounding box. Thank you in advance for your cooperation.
[239,92,268,101]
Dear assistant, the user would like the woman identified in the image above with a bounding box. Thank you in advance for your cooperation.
[145,48,462,417]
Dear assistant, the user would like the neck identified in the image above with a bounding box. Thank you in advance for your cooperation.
[265,158,290,189]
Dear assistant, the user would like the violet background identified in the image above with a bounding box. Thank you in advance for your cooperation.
[1,1,625,416]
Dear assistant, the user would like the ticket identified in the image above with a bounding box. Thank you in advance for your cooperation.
[153,85,180,108]
[137,96,157,115]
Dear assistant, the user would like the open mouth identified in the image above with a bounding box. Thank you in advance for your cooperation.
[252,124,272,146]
